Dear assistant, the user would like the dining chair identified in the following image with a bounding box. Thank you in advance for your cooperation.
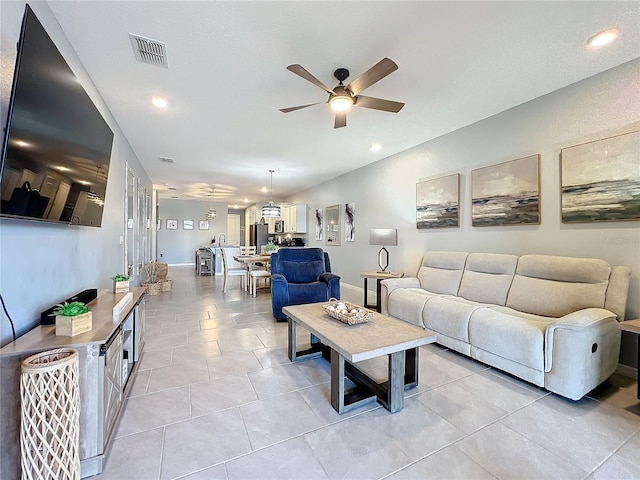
[221,248,246,292]
[240,246,257,255]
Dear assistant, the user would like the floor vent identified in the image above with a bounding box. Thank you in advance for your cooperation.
[129,34,168,68]
[159,157,175,163]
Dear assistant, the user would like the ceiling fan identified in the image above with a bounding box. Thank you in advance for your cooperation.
[279,57,405,128]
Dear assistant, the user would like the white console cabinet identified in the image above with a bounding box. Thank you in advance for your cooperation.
[0,288,146,479]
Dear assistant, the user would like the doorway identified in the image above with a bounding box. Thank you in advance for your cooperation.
[227,214,241,246]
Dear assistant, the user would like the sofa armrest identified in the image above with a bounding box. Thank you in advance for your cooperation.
[544,308,619,373]
[320,272,341,300]
[379,277,420,315]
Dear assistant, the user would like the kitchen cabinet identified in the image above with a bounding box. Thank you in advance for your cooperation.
[267,216,279,234]
[0,288,146,479]
[282,204,308,233]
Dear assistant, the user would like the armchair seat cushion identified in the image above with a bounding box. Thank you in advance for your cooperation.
[289,282,331,304]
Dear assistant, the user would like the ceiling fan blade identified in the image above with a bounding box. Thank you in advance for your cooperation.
[334,111,347,129]
[347,58,398,95]
[355,95,405,113]
[279,101,324,113]
[286,64,334,94]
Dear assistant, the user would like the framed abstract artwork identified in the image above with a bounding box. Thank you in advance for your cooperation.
[471,155,540,226]
[314,209,323,241]
[416,173,460,229]
[199,220,209,230]
[561,130,640,223]
[183,220,194,230]
[344,202,355,242]
[166,219,178,230]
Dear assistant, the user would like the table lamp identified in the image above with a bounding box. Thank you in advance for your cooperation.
[369,228,397,272]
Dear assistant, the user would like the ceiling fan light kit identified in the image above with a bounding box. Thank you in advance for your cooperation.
[280,58,404,128]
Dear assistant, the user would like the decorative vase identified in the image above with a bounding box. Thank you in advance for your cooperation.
[161,279,173,291]
[55,311,93,337]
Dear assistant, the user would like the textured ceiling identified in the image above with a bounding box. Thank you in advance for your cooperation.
[47,1,640,206]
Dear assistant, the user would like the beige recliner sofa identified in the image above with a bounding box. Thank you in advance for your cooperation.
[380,251,631,400]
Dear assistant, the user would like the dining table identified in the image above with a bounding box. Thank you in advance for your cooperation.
[233,254,272,292]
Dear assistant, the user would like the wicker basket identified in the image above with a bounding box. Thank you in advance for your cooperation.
[21,348,80,480]
[322,298,372,325]
[142,282,162,295]
[161,278,173,291]
[156,263,169,281]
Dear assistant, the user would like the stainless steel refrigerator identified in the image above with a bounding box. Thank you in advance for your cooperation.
[249,223,269,252]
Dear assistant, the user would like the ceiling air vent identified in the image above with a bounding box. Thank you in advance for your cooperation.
[159,157,174,163]
[129,33,168,68]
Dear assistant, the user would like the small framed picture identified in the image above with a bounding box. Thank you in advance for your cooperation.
[199,220,209,230]
[333,224,339,232]
[183,220,194,230]
[166,219,178,230]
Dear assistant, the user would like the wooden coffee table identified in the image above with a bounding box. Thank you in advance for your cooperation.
[283,302,436,414]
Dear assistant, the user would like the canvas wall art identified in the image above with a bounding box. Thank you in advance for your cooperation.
[471,155,540,226]
[416,173,459,229]
[344,202,355,242]
[561,130,640,223]
[315,208,323,241]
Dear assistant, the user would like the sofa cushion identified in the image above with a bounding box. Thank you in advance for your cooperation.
[506,255,611,317]
[281,260,325,284]
[469,305,553,370]
[417,251,468,295]
[422,296,485,343]
[458,253,518,306]
[388,288,436,328]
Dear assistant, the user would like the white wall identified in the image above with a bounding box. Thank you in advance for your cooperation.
[157,198,232,264]
[291,59,640,367]
[0,1,151,346]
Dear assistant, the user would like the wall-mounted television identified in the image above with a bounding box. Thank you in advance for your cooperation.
[0,5,113,227]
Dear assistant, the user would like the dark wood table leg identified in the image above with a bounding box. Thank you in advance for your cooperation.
[331,349,346,413]
[287,318,296,362]
[375,279,383,313]
[388,350,406,413]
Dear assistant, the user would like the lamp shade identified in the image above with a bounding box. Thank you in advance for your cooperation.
[369,228,397,246]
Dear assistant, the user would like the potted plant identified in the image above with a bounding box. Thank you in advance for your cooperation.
[50,301,92,337]
[111,273,130,293]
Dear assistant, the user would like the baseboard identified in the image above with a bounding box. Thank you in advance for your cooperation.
[341,282,362,295]
[616,363,638,379]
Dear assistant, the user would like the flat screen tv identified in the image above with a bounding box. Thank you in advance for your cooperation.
[0,5,113,227]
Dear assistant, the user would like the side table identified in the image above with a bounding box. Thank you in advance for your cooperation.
[619,319,640,400]
[360,271,404,313]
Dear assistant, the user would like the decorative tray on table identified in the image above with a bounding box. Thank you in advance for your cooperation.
[322,298,372,325]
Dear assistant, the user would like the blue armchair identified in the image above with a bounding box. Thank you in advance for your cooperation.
[270,248,340,320]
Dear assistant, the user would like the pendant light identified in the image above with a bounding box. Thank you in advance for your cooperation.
[261,170,281,218]
[206,185,217,220]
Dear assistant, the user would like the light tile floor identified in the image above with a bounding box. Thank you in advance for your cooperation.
[96,266,640,480]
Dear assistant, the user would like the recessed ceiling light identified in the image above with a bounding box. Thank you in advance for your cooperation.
[587,29,619,48]
[371,143,382,152]
[244,198,249,203]
[152,97,168,108]
[261,187,268,193]
[55,166,70,172]
[163,182,169,186]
